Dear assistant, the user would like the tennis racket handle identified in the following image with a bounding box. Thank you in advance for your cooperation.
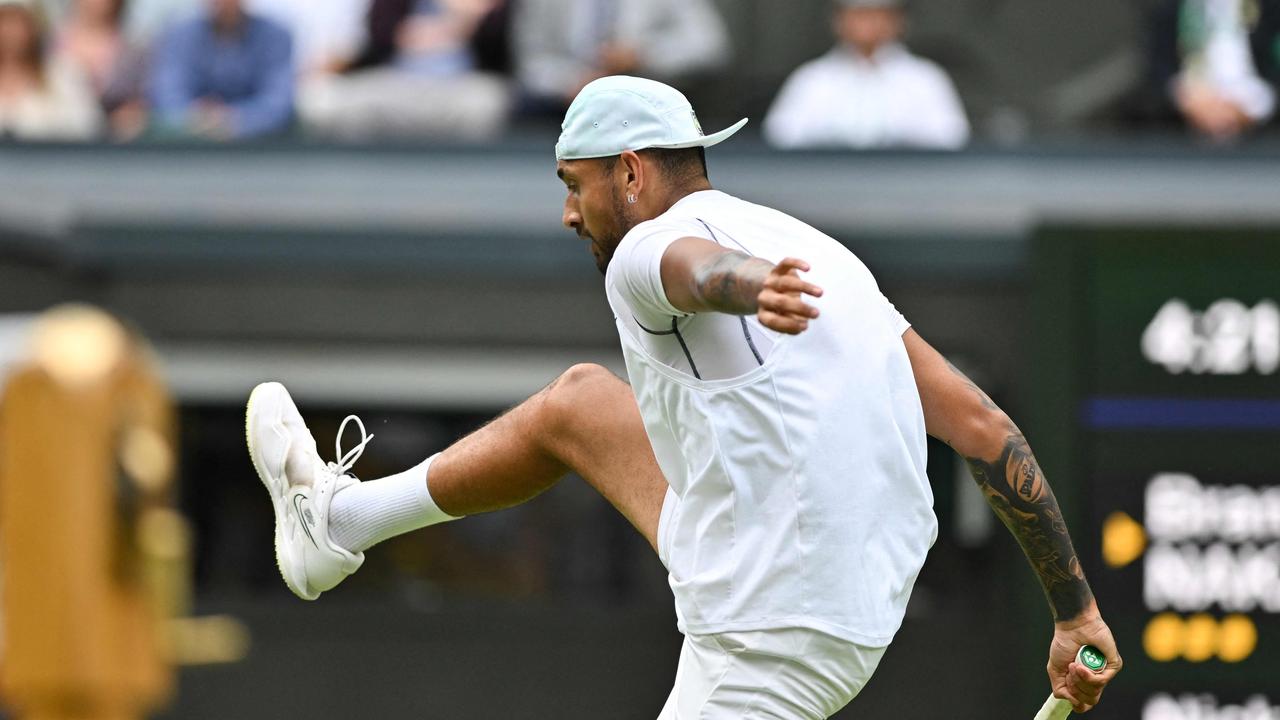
[1032,645,1107,720]
[1033,696,1073,720]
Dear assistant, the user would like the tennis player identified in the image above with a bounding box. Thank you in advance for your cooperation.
[247,76,1121,718]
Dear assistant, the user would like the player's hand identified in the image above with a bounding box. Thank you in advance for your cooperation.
[189,100,234,140]
[757,257,823,335]
[1176,80,1250,140]
[1048,609,1122,712]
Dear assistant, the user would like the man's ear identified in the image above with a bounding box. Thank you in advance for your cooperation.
[619,150,645,198]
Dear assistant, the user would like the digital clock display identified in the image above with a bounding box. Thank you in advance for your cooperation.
[1032,227,1280,720]
[1142,299,1279,376]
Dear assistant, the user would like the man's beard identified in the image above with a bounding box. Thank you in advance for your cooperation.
[592,187,640,275]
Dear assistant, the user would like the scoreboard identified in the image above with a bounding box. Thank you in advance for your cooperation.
[1032,228,1280,720]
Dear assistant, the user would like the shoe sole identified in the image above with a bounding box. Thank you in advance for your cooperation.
[246,382,315,600]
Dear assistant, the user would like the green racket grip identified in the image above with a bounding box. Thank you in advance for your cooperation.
[1032,646,1107,720]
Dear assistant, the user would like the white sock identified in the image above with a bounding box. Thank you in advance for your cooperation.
[328,454,459,553]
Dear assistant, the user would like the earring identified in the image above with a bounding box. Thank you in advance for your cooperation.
[627,194,638,204]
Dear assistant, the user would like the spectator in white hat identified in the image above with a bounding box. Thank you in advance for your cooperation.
[764,0,969,150]
[0,0,99,139]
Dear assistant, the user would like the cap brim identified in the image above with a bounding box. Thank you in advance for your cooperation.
[651,118,748,151]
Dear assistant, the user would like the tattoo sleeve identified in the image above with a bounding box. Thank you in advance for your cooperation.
[692,251,773,315]
[947,363,1095,622]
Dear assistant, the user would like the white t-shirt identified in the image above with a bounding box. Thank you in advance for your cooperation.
[605,189,938,646]
[763,44,969,150]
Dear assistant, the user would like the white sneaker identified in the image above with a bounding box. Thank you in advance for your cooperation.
[246,382,371,600]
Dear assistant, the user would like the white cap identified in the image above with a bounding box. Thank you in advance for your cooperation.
[555,76,748,161]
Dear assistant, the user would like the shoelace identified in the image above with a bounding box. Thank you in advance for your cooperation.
[330,415,374,478]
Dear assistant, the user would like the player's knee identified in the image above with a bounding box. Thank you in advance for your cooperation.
[541,363,614,428]
[560,362,613,388]
[548,363,614,401]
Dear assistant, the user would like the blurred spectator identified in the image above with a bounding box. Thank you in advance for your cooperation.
[763,0,968,150]
[513,0,730,114]
[0,0,99,139]
[1145,0,1280,140]
[150,0,293,140]
[298,0,509,142]
[248,0,368,75]
[41,0,198,42]
[55,0,148,139]
[468,0,509,75]
[120,0,195,42]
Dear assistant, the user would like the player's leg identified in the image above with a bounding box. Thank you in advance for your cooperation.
[247,364,668,600]
[425,363,667,550]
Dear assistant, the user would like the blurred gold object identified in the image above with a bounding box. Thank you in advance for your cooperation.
[1182,613,1218,662]
[1142,612,1259,663]
[0,305,246,720]
[1142,612,1184,662]
[122,428,175,496]
[168,616,251,666]
[1216,614,1257,663]
[1101,511,1146,569]
[137,507,192,621]
[29,305,127,390]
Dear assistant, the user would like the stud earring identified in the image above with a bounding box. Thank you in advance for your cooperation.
[627,194,638,204]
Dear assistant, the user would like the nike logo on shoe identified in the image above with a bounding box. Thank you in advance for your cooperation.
[293,494,319,548]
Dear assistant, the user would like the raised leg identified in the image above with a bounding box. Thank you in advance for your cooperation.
[251,368,667,600]
[427,364,668,550]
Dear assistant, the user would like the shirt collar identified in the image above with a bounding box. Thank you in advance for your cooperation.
[834,41,908,67]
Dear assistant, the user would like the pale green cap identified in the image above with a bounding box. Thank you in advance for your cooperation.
[556,75,747,161]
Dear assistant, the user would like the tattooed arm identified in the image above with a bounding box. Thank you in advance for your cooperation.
[949,377,1093,622]
[901,328,1122,712]
[659,237,823,334]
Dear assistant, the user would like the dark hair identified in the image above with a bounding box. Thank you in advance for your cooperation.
[601,147,709,184]
[0,4,47,81]
[108,0,129,26]
[642,147,708,183]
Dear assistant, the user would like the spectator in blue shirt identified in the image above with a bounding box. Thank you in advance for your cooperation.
[150,0,293,139]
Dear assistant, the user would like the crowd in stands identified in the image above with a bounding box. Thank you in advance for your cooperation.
[0,0,1276,145]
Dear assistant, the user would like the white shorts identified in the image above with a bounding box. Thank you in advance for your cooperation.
[656,628,887,719]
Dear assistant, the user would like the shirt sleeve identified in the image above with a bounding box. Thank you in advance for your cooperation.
[608,221,695,326]
[898,62,970,149]
[150,23,199,128]
[882,292,911,335]
[227,22,295,138]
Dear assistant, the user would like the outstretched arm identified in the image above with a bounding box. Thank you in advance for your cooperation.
[902,328,1122,712]
[659,236,823,334]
